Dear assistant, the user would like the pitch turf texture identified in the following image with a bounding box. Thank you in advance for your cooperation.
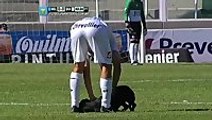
[0,63,212,120]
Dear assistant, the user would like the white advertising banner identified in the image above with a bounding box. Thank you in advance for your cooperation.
[145,28,212,63]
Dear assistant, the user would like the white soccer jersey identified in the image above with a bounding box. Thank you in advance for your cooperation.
[70,17,114,64]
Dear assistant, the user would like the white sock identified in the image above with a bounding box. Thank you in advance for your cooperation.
[70,72,82,108]
[129,43,138,63]
[137,45,141,63]
[100,78,112,108]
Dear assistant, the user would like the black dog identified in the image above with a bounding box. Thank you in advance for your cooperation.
[78,85,136,112]
[78,96,101,113]
[111,85,136,112]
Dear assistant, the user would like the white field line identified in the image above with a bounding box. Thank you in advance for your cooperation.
[0,101,212,106]
[0,102,70,106]
[168,101,212,105]
[121,79,211,83]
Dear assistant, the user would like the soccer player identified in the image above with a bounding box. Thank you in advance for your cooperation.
[69,17,115,112]
[124,0,147,65]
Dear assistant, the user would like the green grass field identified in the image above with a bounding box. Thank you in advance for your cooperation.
[0,63,212,120]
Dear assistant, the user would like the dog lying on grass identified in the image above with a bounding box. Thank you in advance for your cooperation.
[78,97,101,112]
[111,85,136,112]
[78,85,136,113]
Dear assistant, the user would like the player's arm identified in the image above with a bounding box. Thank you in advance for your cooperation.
[107,28,122,88]
[112,50,121,88]
[124,1,135,34]
[124,0,131,27]
[83,59,97,101]
[140,1,147,30]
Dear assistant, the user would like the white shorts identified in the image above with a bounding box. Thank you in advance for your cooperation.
[71,27,112,64]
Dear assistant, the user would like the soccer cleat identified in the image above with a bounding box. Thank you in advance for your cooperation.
[71,106,80,113]
[101,106,112,112]
[131,61,138,65]
[131,61,143,66]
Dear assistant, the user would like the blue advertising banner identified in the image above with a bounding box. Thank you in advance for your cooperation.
[10,31,71,54]
[10,30,128,54]
[0,30,128,63]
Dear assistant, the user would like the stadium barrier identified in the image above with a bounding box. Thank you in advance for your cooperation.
[146,28,212,63]
[0,30,128,63]
[0,28,211,63]
[145,48,193,63]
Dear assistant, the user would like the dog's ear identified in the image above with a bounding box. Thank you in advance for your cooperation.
[95,96,102,103]
[99,96,102,99]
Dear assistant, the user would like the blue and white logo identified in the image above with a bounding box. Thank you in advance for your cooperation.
[39,6,48,16]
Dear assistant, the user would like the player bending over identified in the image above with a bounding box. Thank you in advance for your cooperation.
[69,16,117,112]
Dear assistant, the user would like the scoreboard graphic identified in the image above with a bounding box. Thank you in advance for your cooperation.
[39,6,89,16]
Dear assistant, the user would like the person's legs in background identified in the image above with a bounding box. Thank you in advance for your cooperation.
[128,22,141,65]
[129,39,139,65]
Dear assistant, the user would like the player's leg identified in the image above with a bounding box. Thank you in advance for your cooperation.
[129,40,139,65]
[70,62,84,111]
[90,28,113,112]
[70,32,88,111]
[128,24,138,64]
[99,63,112,112]
[128,22,141,65]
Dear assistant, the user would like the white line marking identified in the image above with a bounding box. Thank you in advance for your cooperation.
[0,102,70,106]
[1,101,212,106]
[168,101,212,105]
[121,79,210,83]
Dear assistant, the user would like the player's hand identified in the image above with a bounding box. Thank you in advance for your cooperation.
[125,22,130,28]
[127,27,133,33]
[127,27,136,35]
[143,28,147,36]
[89,95,97,101]
[125,23,135,34]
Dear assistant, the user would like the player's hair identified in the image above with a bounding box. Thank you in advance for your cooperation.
[1,23,8,31]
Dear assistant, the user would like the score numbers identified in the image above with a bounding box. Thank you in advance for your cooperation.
[48,6,89,13]
[39,6,89,16]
